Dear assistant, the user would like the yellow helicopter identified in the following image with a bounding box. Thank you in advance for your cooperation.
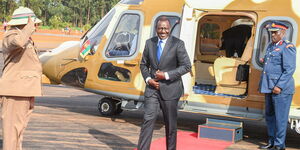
[40,0,300,134]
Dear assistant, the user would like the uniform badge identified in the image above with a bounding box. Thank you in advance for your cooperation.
[274,48,281,51]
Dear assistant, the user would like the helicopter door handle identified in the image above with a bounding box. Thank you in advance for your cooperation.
[124,60,138,66]
[60,58,78,66]
[63,58,78,61]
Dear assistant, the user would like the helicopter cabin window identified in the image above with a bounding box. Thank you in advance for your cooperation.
[80,8,115,55]
[98,63,131,82]
[153,16,181,38]
[193,15,254,98]
[255,20,293,67]
[199,23,221,62]
[105,14,140,57]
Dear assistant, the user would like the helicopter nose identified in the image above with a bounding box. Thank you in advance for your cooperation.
[39,41,81,84]
[40,41,80,64]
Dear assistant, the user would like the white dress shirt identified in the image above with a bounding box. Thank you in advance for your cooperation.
[145,37,170,84]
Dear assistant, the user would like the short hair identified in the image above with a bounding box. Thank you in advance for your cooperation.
[156,16,171,28]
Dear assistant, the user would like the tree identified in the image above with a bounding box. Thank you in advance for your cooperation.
[1,0,120,28]
[0,0,17,21]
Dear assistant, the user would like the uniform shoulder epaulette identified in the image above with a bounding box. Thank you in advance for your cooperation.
[283,40,294,48]
[286,43,294,48]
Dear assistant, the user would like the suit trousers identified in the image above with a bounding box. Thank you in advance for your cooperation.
[0,96,33,150]
[265,93,293,148]
[138,91,178,150]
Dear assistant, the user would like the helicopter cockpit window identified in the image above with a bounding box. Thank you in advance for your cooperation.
[105,14,140,57]
[80,8,115,55]
[255,20,293,67]
[153,16,181,38]
[120,0,144,5]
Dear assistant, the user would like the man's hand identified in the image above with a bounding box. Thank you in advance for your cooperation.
[106,51,110,56]
[148,79,160,90]
[273,86,281,94]
[27,16,36,34]
[155,70,165,81]
[259,58,264,63]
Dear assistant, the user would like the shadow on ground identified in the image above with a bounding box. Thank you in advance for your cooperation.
[36,93,204,132]
[89,129,136,150]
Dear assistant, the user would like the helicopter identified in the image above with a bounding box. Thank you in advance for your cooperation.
[40,0,300,134]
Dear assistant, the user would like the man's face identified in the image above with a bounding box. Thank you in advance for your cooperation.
[271,29,285,43]
[156,20,170,40]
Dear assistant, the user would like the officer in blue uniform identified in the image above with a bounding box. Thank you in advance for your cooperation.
[259,21,296,150]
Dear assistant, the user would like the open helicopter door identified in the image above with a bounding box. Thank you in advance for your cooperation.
[181,0,257,98]
[179,4,197,98]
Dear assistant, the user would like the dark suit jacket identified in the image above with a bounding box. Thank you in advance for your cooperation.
[140,36,191,100]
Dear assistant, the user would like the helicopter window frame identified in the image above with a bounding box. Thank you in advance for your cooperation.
[120,0,144,5]
[151,12,181,38]
[80,8,116,55]
[104,12,142,58]
[252,17,298,70]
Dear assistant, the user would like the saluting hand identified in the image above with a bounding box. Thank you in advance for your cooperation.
[273,86,281,94]
[148,79,160,90]
[27,16,36,34]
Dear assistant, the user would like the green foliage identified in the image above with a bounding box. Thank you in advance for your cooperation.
[61,22,72,29]
[82,23,91,32]
[39,26,52,30]
[200,23,221,39]
[49,15,62,29]
[1,0,120,28]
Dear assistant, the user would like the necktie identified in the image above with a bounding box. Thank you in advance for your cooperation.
[157,40,163,62]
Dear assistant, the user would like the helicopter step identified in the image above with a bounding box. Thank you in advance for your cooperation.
[180,101,264,120]
[121,99,143,111]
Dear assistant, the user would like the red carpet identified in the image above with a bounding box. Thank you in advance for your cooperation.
[135,131,232,150]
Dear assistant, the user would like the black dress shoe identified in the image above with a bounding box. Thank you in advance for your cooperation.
[259,143,273,149]
[271,146,285,150]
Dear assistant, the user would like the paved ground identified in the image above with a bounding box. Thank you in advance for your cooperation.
[0,84,299,150]
[0,32,299,150]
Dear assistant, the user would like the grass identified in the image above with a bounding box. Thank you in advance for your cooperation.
[39,26,82,31]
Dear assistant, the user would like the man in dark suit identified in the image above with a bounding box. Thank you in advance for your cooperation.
[137,17,191,150]
[259,21,296,150]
